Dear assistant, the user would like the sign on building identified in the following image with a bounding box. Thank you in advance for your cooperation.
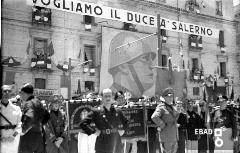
[27,0,219,38]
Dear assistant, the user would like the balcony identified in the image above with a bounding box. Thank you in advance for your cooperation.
[32,6,51,26]
[30,57,52,72]
[190,68,205,83]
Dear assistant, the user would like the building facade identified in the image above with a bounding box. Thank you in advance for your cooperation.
[2,0,240,100]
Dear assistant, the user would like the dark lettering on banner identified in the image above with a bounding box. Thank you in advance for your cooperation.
[201,27,206,35]
[195,26,200,34]
[41,0,50,5]
[172,21,177,30]
[94,6,103,16]
[143,16,148,24]
[71,1,74,11]
[85,4,92,14]
[149,17,155,25]
[76,3,82,12]
[179,23,183,31]
[189,24,194,33]
[135,14,141,23]
[160,19,166,28]
[127,12,133,21]
[53,0,60,8]
[184,24,189,32]
[121,108,145,138]
[63,0,69,10]
[207,29,213,36]
[68,101,100,133]
[115,10,120,19]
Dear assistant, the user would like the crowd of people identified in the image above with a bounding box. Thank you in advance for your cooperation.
[0,84,239,153]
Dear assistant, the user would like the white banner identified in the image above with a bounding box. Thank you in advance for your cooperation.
[27,0,219,38]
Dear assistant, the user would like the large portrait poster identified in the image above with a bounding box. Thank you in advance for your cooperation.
[100,27,158,98]
[100,27,186,99]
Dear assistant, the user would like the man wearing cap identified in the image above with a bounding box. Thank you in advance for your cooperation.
[0,85,22,153]
[80,88,129,153]
[19,83,50,153]
[211,95,237,153]
[45,98,68,153]
[151,87,179,153]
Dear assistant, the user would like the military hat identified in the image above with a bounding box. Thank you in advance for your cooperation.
[21,83,34,94]
[162,87,174,97]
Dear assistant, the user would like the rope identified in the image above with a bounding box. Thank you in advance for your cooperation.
[114,33,157,51]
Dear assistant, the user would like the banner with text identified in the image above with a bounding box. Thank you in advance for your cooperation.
[27,0,219,38]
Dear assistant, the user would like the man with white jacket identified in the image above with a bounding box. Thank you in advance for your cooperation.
[0,85,22,153]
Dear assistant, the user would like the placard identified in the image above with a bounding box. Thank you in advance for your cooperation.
[121,108,145,138]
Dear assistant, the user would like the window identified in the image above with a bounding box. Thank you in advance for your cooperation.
[162,54,167,67]
[220,62,226,77]
[189,35,202,49]
[35,78,46,89]
[34,38,47,60]
[192,58,199,70]
[84,45,96,67]
[32,6,51,25]
[216,0,223,16]
[84,15,95,31]
[219,30,225,48]
[85,81,94,91]
[84,15,94,24]
[193,87,200,95]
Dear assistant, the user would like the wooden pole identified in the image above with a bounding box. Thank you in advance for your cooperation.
[68,58,72,100]
[155,14,163,96]
[157,14,162,66]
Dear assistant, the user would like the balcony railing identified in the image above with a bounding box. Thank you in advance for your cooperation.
[30,57,52,71]
[32,6,51,25]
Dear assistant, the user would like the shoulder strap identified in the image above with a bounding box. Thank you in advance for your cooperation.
[0,112,13,125]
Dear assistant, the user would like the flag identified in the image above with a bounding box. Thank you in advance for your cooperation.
[77,49,82,59]
[230,82,234,100]
[77,80,81,94]
[203,85,206,102]
[26,41,31,55]
[47,41,54,56]
[182,60,185,70]
[217,65,220,79]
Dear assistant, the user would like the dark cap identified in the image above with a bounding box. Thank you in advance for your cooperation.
[21,83,34,94]
[162,87,174,97]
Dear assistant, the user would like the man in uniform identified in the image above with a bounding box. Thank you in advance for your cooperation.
[151,87,179,153]
[80,88,128,153]
[45,99,68,153]
[19,83,50,153]
[211,95,237,153]
[0,85,22,153]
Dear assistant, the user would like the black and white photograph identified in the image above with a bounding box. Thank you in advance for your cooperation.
[0,0,240,153]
